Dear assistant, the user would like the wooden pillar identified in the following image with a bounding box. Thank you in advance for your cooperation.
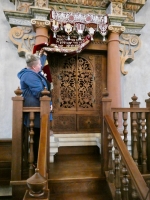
[107,25,125,108]
[31,19,50,45]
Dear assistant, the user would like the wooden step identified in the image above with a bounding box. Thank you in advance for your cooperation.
[48,153,112,199]
[50,192,112,200]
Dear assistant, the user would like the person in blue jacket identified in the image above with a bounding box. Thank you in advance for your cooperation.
[17,53,50,165]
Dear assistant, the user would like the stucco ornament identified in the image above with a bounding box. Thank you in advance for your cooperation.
[120,34,141,75]
[9,26,35,56]
[35,0,47,8]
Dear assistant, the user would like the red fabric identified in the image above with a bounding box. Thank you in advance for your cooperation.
[43,64,52,83]
[33,43,48,54]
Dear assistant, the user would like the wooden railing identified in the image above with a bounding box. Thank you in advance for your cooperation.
[11,87,51,181]
[23,114,50,199]
[104,115,150,200]
[101,93,150,199]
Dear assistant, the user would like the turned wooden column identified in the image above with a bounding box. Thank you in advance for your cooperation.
[107,25,125,108]
[31,19,50,45]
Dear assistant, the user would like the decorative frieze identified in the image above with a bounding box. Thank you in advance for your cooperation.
[107,2,123,16]
[123,11,135,22]
[35,0,49,8]
[16,1,33,13]
[9,17,31,26]
[50,0,110,7]
[109,0,127,3]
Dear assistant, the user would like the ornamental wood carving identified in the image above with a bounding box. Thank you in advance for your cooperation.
[49,53,105,132]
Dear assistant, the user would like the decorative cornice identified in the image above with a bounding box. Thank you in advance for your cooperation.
[108,25,125,34]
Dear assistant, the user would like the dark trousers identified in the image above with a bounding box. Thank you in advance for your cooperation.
[33,128,40,164]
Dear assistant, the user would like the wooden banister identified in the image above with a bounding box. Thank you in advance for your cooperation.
[37,114,49,178]
[104,115,150,200]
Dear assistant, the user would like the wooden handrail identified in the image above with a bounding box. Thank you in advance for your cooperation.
[104,115,150,200]
[111,107,150,112]
[37,114,49,178]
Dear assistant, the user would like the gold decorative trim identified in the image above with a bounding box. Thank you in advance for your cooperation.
[120,34,141,75]
[31,19,50,30]
[108,25,125,34]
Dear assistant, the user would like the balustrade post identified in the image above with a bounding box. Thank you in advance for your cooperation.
[129,95,140,167]
[122,112,128,146]
[11,87,24,181]
[114,148,121,200]
[28,112,35,177]
[101,89,112,174]
[108,130,114,183]
[40,88,51,170]
[145,93,150,171]
[122,162,129,200]
[141,112,147,174]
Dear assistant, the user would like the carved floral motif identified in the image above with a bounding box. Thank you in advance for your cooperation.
[112,2,122,15]
[123,11,135,22]
[58,56,94,109]
[16,2,33,13]
[35,0,48,8]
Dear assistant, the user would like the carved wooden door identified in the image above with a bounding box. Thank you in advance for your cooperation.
[50,52,106,133]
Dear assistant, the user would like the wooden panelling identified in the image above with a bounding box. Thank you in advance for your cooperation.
[0,139,12,184]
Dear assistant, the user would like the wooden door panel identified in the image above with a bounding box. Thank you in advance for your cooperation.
[77,114,101,132]
[50,52,106,133]
[52,114,76,132]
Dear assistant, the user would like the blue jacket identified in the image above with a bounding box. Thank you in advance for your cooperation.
[17,68,49,127]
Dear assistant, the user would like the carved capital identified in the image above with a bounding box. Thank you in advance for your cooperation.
[31,19,50,30]
[108,25,125,34]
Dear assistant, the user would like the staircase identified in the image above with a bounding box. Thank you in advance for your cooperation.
[48,146,112,200]
[0,146,112,200]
